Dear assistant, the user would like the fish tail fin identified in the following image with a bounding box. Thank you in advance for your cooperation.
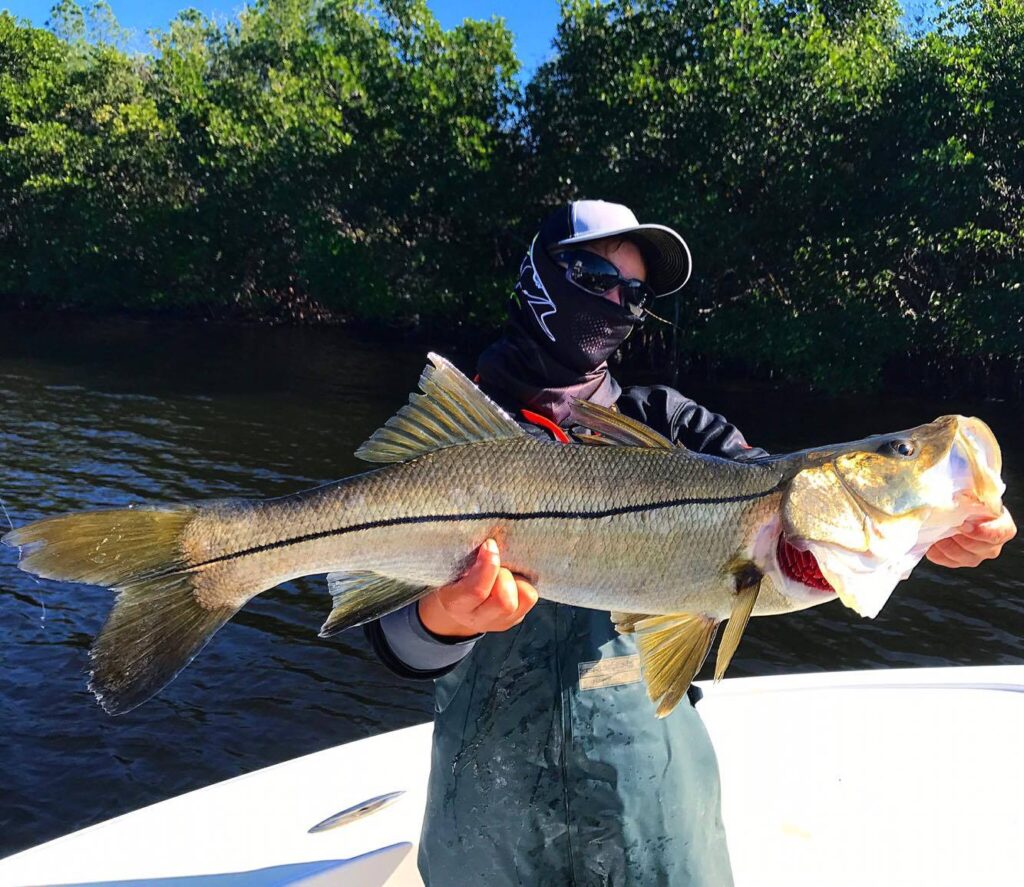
[3,506,252,714]
[90,571,239,715]
[4,506,198,586]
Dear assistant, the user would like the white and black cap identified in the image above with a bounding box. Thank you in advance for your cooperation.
[540,200,693,297]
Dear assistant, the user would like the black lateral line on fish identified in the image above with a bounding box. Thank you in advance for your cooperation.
[181,483,786,572]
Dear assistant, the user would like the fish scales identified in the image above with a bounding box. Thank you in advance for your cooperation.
[185,438,787,619]
[2,353,1005,715]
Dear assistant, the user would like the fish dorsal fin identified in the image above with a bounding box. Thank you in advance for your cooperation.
[569,399,674,449]
[356,353,525,463]
[633,612,720,717]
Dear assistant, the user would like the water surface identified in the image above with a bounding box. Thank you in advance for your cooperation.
[1,314,1020,858]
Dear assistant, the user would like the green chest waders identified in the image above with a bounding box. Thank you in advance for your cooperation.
[418,600,734,887]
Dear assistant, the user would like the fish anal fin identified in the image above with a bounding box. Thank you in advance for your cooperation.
[715,565,762,682]
[568,400,674,449]
[320,571,431,637]
[355,354,525,464]
[634,612,720,718]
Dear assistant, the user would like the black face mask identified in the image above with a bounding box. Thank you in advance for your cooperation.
[510,237,643,374]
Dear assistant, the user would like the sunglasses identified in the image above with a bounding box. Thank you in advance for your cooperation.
[552,249,655,315]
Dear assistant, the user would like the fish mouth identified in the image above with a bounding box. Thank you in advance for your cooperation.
[952,417,1005,517]
[776,536,834,593]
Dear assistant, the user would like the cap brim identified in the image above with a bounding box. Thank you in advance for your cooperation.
[556,223,692,297]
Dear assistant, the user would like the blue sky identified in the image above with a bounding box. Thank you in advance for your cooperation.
[2,1,564,75]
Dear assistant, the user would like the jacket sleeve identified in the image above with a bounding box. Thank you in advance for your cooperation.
[363,603,481,680]
[616,386,768,461]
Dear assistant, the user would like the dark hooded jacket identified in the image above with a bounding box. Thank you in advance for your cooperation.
[364,210,765,886]
[364,376,764,887]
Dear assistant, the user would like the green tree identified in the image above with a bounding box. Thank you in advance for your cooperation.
[0,0,1020,395]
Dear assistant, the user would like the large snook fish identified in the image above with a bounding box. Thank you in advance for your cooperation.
[3,355,1006,717]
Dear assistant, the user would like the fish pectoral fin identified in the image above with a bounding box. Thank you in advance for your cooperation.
[610,610,654,633]
[715,569,762,681]
[634,612,720,718]
[568,399,674,449]
[354,353,525,464]
[320,572,431,637]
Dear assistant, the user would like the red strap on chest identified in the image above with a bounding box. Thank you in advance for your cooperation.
[520,409,571,444]
[473,373,571,444]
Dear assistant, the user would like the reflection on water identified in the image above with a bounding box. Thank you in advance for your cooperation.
[0,313,1021,857]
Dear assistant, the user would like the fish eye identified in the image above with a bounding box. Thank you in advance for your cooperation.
[880,439,915,458]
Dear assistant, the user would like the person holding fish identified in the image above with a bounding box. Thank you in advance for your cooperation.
[362,201,1017,886]
[4,204,1014,886]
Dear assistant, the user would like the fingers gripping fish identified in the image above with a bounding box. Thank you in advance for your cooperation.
[2,355,1006,717]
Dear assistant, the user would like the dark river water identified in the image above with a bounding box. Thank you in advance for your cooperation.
[0,313,1021,859]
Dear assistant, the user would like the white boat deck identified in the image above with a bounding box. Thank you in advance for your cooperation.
[1,665,1021,887]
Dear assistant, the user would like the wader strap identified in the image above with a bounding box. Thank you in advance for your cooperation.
[520,409,571,443]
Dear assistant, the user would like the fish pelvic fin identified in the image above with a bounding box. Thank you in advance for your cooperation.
[634,612,720,718]
[355,353,525,464]
[610,610,654,633]
[568,399,675,449]
[3,506,251,715]
[320,571,431,637]
[715,566,762,682]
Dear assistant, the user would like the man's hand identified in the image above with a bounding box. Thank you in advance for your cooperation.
[926,508,1017,569]
[418,538,539,638]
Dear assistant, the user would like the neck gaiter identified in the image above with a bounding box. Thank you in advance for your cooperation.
[477,238,641,424]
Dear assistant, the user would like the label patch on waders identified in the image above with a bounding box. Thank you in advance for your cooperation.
[578,654,642,690]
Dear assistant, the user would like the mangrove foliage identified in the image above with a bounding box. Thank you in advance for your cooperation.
[1,0,1022,394]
